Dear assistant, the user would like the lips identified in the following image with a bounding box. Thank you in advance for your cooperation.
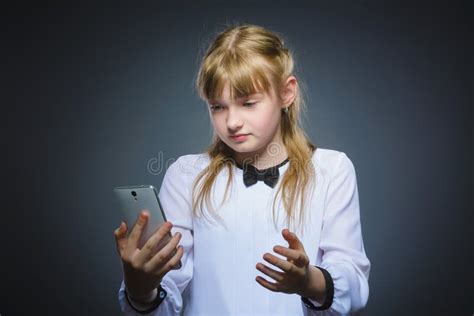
[230,134,249,141]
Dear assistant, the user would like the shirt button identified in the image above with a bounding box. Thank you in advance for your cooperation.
[159,290,166,299]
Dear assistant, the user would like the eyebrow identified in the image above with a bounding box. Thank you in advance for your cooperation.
[210,93,263,104]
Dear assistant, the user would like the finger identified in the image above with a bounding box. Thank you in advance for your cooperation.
[137,222,174,264]
[146,230,182,270]
[154,245,184,278]
[165,244,184,271]
[256,262,285,283]
[114,221,128,255]
[282,229,305,251]
[273,245,309,267]
[127,211,149,251]
[255,275,280,292]
[263,253,295,274]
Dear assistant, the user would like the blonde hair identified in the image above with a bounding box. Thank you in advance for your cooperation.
[192,23,318,235]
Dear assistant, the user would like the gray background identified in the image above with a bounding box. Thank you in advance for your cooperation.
[1,1,472,315]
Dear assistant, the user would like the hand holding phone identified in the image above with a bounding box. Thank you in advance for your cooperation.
[113,211,184,301]
[114,185,174,249]
[113,185,184,301]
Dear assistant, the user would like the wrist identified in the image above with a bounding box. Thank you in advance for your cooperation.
[300,266,326,303]
[300,266,335,311]
[126,286,158,304]
[124,285,168,313]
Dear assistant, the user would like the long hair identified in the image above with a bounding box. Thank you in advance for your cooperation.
[192,23,317,235]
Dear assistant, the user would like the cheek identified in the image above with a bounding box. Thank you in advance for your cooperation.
[211,109,280,135]
[253,109,280,131]
[212,117,230,139]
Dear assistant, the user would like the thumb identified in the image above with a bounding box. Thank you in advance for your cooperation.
[282,229,304,250]
[114,220,128,256]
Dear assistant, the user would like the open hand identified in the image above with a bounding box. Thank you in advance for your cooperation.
[255,228,312,296]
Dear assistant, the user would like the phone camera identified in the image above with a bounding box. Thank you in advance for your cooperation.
[131,191,137,197]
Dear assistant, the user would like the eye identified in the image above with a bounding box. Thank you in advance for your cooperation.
[243,102,256,107]
[210,104,223,112]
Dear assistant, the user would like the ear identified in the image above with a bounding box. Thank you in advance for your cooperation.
[280,75,297,109]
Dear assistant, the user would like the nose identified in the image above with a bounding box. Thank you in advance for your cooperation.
[226,107,243,132]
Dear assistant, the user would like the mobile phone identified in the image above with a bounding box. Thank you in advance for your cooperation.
[114,185,182,269]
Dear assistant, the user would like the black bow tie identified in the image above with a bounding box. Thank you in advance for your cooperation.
[238,158,289,188]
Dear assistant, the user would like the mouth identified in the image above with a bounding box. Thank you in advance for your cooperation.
[230,134,249,142]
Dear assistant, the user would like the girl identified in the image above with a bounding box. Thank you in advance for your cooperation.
[114,23,370,315]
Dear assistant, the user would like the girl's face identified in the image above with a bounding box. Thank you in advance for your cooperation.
[208,77,296,164]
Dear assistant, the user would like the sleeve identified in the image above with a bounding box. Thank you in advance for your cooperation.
[117,157,194,315]
[302,152,371,315]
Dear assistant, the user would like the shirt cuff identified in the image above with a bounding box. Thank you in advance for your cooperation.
[306,297,324,307]
[301,266,334,310]
[125,285,167,314]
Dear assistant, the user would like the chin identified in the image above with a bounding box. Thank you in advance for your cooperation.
[233,145,267,158]
[220,136,263,155]
[225,142,253,154]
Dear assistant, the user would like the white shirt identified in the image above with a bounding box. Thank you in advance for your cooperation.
[118,148,371,315]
